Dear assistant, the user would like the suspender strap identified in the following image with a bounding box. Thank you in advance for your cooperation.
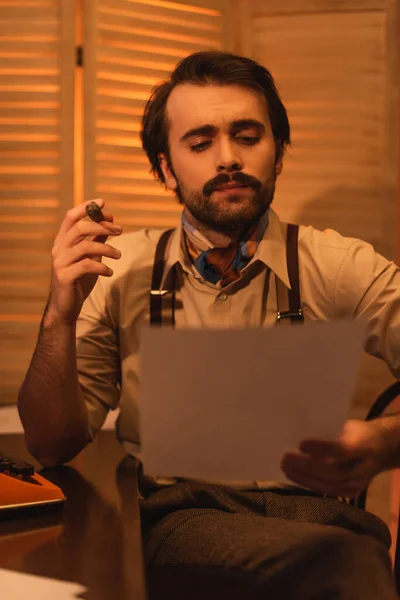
[150,229,175,325]
[276,223,304,324]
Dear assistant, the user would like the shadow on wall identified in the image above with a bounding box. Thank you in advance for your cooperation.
[280,186,397,415]
[278,185,396,262]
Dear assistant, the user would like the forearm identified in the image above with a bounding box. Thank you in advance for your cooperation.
[373,412,400,471]
[18,309,90,467]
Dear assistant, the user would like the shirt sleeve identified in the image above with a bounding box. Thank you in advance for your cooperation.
[335,239,400,379]
[76,275,120,440]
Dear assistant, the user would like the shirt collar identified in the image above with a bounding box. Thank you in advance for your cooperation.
[161,207,291,290]
[255,207,291,289]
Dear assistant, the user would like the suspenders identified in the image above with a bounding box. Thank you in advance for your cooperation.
[276,223,304,324]
[149,229,176,326]
[149,224,304,326]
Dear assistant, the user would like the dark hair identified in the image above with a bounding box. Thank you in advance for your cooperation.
[140,50,291,183]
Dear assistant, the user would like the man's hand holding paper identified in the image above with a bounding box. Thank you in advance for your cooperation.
[282,415,400,496]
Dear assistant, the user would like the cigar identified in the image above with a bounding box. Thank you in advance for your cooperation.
[85,201,105,223]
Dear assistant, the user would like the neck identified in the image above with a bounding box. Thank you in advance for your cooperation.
[183,208,246,248]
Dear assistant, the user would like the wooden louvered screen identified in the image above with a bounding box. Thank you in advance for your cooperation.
[236,0,398,260]
[0,0,75,405]
[83,0,233,230]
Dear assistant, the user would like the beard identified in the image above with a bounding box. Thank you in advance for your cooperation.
[174,170,276,234]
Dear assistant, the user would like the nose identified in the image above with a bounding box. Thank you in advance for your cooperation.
[216,138,243,173]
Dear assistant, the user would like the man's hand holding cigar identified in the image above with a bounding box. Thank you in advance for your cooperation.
[46,199,123,325]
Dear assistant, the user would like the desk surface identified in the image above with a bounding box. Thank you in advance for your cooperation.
[0,432,147,600]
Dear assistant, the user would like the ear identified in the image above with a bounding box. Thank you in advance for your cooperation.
[159,154,177,191]
[275,155,283,177]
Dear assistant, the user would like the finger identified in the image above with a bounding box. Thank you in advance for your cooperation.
[299,439,356,461]
[63,258,114,282]
[98,212,113,223]
[281,458,340,496]
[61,220,122,249]
[91,213,115,244]
[281,461,361,497]
[54,241,122,269]
[56,199,105,240]
[281,452,339,482]
[282,452,362,485]
[85,210,114,226]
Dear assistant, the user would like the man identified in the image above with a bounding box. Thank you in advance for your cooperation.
[18,51,400,598]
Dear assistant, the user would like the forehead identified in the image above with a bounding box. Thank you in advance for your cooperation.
[165,84,270,135]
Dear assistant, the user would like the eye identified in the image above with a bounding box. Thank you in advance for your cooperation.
[236,136,260,145]
[189,141,211,152]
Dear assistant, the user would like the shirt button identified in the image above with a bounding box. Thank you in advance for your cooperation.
[218,293,228,301]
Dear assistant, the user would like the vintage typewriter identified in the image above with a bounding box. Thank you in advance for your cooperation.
[0,455,65,513]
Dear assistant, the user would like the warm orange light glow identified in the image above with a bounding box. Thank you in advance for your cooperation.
[97,103,144,116]
[98,54,173,73]
[0,134,59,141]
[0,182,57,190]
[0,69,58,75]
[0,85,59,92]
[0,36,57,42]
[0,281,50,290]
[0,315,41,323]
[0,231,55,240]
[98,6,219,32]
[0,215,58,223]
[96,88,151,101]
[97,152,149,164]
[74,0,83,206]
[0,199,58,207]
[0,102,59,109]
[96,135,142,147]
[0,1,52,6]
[97,119,141,132]
[0,150,58,158]
[0,52,57,59]
[122,0,220,17]
[1,267,48,276]
[98,22,220,47]
[96,168,150,178]
[99,39,193,59]
[0,166,58,174]
[97,71,162,86]
[0,118,57,125]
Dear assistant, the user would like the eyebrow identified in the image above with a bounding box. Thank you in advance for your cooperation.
[179,119,266,143]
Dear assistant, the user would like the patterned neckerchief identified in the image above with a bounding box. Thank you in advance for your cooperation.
[182,211,269,287]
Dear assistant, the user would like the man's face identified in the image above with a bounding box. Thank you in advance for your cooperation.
[159,83,282,233]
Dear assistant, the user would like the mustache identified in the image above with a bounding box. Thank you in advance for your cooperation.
[203,172,262,197]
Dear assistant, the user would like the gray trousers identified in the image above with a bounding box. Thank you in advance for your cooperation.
[140,481,397,600]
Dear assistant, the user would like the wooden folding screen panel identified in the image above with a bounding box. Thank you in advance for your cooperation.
[235,0,399,259]
[0,0,75,405]
[0,0,234,405]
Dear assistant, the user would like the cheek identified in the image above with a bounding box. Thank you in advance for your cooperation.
[174,153,212,190]
[247,146,277,178]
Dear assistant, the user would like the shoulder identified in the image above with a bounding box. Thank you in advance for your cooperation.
[297,223,390,276]
[296,222,395,316]
[298,223,361,255]
[296,224,363,297]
